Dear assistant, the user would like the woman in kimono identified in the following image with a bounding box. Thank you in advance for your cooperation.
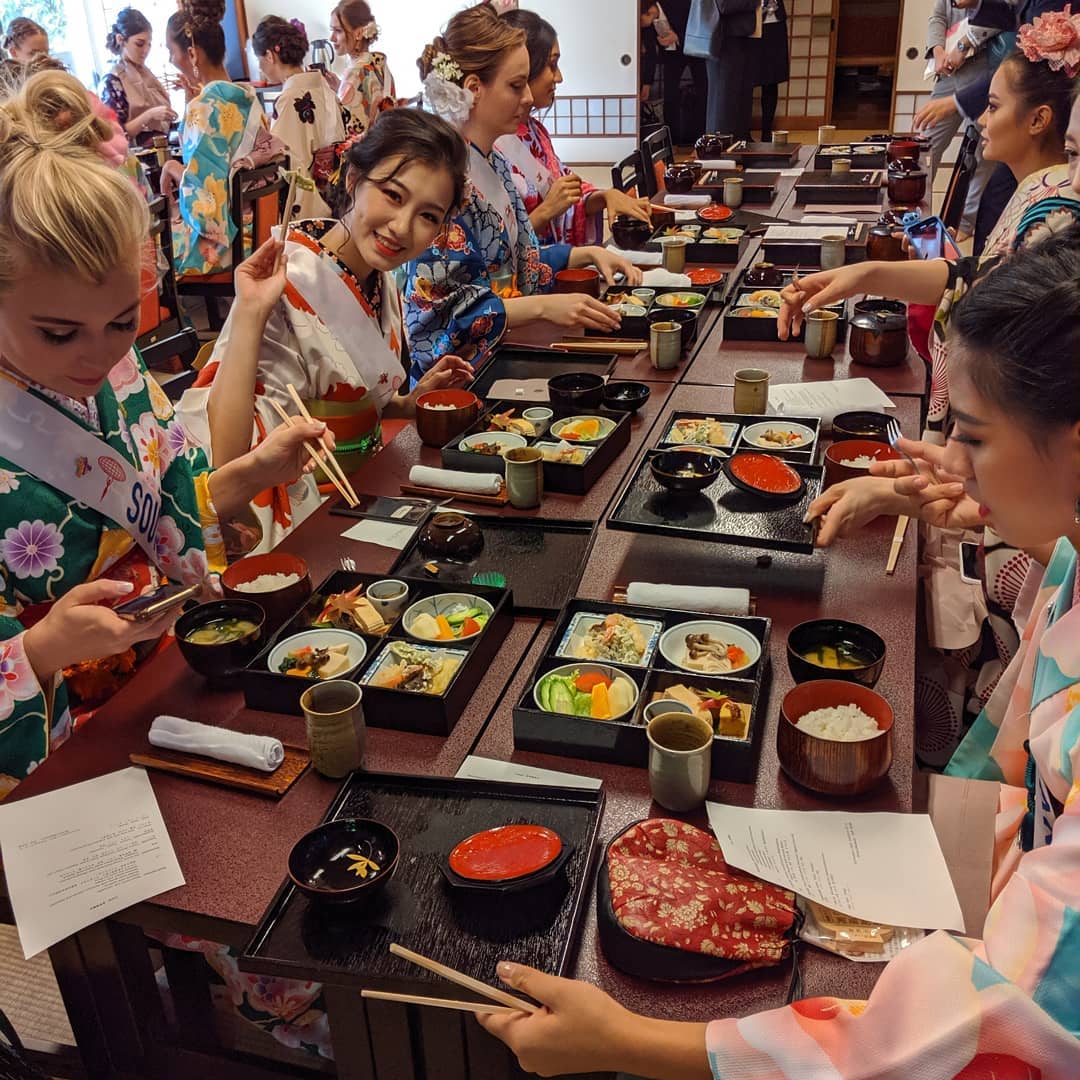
[0,71,326,798]
[479,230,1080,1080]
[100,7,176,147]
[404,4,640,384]
[2,18,47,63]
[177,107,474,549]
[162,0,279,277]
[495,10,651,246]
[252,15,345,218]
[327,0,396,138]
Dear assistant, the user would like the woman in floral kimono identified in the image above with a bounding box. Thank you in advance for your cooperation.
[327,0,396,138]
[100,7,176,147]
[162,0,280,277]
[177,107,474,549]
[0,71,326,798]
[495,10,651,246]
[252,16,345,219]
[403,4,641,384]
[479,230,1080,1080]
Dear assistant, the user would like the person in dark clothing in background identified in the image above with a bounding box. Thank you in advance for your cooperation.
[754,0,789,142]
[653,0,707,144]
[641,1,660,104]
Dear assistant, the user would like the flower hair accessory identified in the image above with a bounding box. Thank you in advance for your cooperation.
[422,52,474,128]
[290,18,306,33]
[1018,5,1080,77]
[361,19,379,41]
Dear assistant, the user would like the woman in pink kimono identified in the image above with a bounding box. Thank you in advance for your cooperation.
[479,230,1080,1077]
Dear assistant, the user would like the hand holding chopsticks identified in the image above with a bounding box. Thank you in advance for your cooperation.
[267,395,359,508]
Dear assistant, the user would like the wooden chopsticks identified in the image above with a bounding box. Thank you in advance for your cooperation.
[286,383,360,505]
[886,515,909,575]
[267,396,359,508]
[552,339,646,355]
[360,990,517,1016]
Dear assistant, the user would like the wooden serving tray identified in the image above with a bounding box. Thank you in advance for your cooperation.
[399,481,509,506]
[130,742,311,798]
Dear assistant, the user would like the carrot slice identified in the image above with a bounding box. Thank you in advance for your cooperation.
[575,672,611,692]
[436,615,455,640]
[591,682,611,719]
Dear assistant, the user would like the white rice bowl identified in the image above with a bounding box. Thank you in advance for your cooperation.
[233,572,302,593]
[794,703,880,741]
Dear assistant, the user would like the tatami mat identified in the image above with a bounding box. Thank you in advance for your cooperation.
[0,924,75,1048]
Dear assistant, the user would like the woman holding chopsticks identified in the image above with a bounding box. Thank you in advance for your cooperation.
[176,107,475,550]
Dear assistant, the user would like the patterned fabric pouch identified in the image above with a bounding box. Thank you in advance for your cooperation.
[597,819,801,986]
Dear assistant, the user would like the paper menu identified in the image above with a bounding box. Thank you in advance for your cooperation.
[341,518,417,550]
[0,768,185,958]
[764,225,850,241]
[768,378,895,428]
[455,755,601,790]
[706,803,964,931]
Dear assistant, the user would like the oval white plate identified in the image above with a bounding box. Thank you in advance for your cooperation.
[741,421,815,450]
[268,628,368,678]
[658,621,760,675]
[402,593,495,642]
[458,432,527,456]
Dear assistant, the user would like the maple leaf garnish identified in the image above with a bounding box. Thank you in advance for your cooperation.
[346,853,381,879]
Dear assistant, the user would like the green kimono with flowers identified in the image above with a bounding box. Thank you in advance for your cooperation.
[0,349,226,800]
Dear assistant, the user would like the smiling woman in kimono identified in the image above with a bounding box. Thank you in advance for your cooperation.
[403,3,641,385]
[478,233,1080,1078]
[177,107,474,549]
[252,15,345,218]
[327,0,396,138]
[0,71,325,798]
[162,0,281,277]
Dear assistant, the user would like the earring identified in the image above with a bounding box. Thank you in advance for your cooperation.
[1074,497,1080,525]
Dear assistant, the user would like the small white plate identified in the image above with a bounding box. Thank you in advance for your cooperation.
[740,421,816,450]
[556,612,664,668]
[458,432,527,457]
[657,620,760,675]
[360,641,468,696]
[549,416,617,444]
[267,628,368,679]
[664,418,739,448]
[533,663,640,719]
[402,593,494,642]
[534,441,595,465]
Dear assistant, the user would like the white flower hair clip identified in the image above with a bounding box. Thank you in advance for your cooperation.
[361,19,379,41]
[422,52,474,127]
[431,52,464,82]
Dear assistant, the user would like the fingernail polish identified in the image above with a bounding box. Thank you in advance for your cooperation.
[497,961,515,979]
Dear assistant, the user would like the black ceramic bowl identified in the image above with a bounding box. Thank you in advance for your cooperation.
[663,164,699,194]
[832,410,892,444]
[787,618,887,688]
[650,449,725,494]
[175,599,265,679]
[610,215,653,251]
[602,381,651,413]
[288,818,399,905]
[660,307,700,348]
[548,371,605,409]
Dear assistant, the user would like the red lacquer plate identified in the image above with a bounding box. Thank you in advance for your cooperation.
[687,268,725,287]
[449,824,563,882]
[697,204,734,223]
[724,452,805,500]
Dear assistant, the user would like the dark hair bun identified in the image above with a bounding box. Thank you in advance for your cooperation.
[180,0,226,31]
[252,15,308,66]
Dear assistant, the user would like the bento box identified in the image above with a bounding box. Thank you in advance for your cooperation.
[813,142,888,171]
[690,168,779,206]
[794,169,885,206]
[722,266,849,343]
[657,410,822,466]
[760,223,869,268]
[644,221,746,264]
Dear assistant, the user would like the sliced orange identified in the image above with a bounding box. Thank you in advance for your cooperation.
[591,682,611,720]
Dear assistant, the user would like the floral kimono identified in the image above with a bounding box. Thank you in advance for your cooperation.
[176,219,405,551]
[100,58,171,147]
[337,51,395,138]
[705,539,1080,1077]
[495,116,601,245]
[271,72,346,218]
[173,81,267,277]
[0,351,226,800]
[402,143,571,384]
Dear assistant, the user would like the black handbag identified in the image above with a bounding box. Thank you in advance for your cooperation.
[0,1009,48,1080]
[684,0,761,58]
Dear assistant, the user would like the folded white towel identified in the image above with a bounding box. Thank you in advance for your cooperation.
[694,159,737,170]
[663,194,711,209]
[626,582,750,616]
[641,268,692,288]
[671,209,700,223]
[409,465,503,494]
[605,244,662,266]
[149,716,285,772]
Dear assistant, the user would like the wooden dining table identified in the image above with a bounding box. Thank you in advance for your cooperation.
[1,147,932,1080]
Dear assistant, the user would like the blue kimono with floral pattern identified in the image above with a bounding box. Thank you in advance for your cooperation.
[402,147,570,385]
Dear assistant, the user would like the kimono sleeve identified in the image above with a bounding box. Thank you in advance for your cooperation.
[100,73,129,127]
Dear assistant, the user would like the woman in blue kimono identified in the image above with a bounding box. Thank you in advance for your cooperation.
[403,4,642,384]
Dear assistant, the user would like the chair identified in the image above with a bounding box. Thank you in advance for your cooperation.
[177,161,289,331]
[641,126,674,198]
[939,124,981,234]
[610,148,650,201]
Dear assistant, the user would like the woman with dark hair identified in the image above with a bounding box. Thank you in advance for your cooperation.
[177,107,473,547]
[327,0,396,137]
[253,15,344,217]
[2,18,47,62]
[101,7,175,146]
[494,9,651,244]
[162,0,280,276]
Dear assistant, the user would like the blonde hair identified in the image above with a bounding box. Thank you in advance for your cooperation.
[418,2,525,85]
[0,70,149,292]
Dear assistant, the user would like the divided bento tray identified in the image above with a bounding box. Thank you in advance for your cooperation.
[760,223,870,268]
[241,570,513,733]
[723,140,801,166]
[813,142,887,171]
[794,170,884,205]
[469,344,617,401]
[392,516,594,616]
[690,169,779,205]
[587,281,719,340]
[722,267,848,343]
[658,410,822,466]
[240,772,605,988]
[645,222,744,264]
[512,599,771,780]
[440,404,631,495]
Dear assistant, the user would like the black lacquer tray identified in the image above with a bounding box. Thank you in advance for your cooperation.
[240,772,605,990]
[813,142,888,171]
[690,169,779,205]
[392,516,595,616]
[722,266,849,344]
[657,410,822,466]
[723,140,801,166]
[794,170,884,205]
[469,345,617,401]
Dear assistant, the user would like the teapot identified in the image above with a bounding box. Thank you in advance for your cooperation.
[849,300,908,367]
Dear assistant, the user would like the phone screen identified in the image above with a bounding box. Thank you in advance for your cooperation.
[907,217,961,261]
[959,541,981,584]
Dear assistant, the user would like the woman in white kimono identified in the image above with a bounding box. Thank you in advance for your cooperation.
[403,4,641,385]
[177,108,474,549]
[327,0,396,138]
[253,16,345,218]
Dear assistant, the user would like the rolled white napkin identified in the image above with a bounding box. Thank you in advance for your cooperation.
[663,194,711,209]
[605,244,662,266]
[641,268,692,288]
[672,209,699,223]
[694,158,737,170]
[409,465,503,494]
[149,716,285,772]
[626,582,750,616]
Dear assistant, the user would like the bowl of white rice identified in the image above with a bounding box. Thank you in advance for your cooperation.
[824,439,900,490]
[221,552,312,629]
[778,679,893,795]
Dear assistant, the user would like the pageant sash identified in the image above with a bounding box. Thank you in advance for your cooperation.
[283,233,403,411]
[468,143,520,273]
[0,373,165,571]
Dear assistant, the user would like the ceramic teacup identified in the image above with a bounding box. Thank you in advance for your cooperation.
[647,711,714,811]
[365,579,409,621]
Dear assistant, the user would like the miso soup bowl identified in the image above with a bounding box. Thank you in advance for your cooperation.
[786,618,886,688]
[175,599,266,680]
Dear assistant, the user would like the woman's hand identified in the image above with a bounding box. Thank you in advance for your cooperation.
[320,68,341,92]
[250,418,337,491]
[778,264,869,339]
[804,475,910,548]
[542,174,584,220]
[872,438,982,530]
[410,354,474,400]
[585,247,644,286]
[159,159,184,199]
[234,237,287,319]
[542,294,621,331]
[140,104,178,131]
[22,580,178,681]
[605,189,653,224]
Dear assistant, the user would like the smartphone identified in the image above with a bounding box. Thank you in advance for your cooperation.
[905,216,961,261]
[113,582,200,621]
[959,540,981,585]
[309,62,326,72]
